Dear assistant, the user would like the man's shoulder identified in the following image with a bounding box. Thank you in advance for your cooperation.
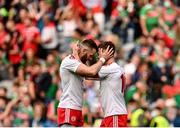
[62,55,75,63]
[116,64,125,74]
[105,63,125,72]
[61,55,71,66]
[61,55,81,68]
[105,62,122,69]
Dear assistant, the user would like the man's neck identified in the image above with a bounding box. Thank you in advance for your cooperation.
[72,51,80,61]
[105,58,115,65]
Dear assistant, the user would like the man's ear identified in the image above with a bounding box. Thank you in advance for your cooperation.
[71,43,81,55]
[77,43,80,48]
[75,44,78,50]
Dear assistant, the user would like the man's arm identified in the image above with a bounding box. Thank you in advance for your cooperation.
[76,60,104,76]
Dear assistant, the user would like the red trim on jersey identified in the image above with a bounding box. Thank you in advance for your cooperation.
[121,74,126,93]
[100,114,127,127]
[57,108,83,127]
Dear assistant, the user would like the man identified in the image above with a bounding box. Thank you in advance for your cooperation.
[98,41,127,127]
[57,39,113,127]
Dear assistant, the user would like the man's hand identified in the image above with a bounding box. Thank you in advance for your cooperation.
[98,46,114,61]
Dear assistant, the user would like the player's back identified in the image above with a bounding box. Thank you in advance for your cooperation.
[58,55,83,110]
[99,62,127,117]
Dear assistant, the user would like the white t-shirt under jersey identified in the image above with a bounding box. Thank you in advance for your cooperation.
[58,55,84,110]
[98,62,127,117]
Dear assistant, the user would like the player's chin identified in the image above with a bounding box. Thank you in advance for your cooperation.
[88,58,93,61]
[87,58,94,63]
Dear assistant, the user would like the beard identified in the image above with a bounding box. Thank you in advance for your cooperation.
[81,54,87,64]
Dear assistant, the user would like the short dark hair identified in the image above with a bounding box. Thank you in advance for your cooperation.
[81,39,98,52]
[98,41,115,54]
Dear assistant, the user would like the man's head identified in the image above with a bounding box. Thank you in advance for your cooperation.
[78,39,98,63]
[98,41,115,58]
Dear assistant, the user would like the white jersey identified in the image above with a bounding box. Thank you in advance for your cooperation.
[98,62,127,117]
[58,55,84,110]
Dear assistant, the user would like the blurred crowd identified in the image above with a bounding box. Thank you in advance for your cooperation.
[0,0,179,127]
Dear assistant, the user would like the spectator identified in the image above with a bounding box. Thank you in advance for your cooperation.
[22,18,40,54]
[46,90,61,126]
[140,0,159,36]
[40,13,58,59]
[0,48,11,80]
[29,101,48,127]
[13,94,33,127]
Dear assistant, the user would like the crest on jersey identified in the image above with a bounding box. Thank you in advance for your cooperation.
[71,116,76,122]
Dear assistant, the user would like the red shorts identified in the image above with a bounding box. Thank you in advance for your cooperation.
[57,108,83,127]
[100,114,127,127]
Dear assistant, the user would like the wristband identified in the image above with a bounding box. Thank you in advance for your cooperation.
[99,57,106,64]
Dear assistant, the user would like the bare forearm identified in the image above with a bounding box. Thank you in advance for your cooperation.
[0,98,19,120]
[86,60,103,76]
[76,59,104,77]
[140,17,148,34]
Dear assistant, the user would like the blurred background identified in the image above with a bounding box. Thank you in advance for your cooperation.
[0,0,179,127]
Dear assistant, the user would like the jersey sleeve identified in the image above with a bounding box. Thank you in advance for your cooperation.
[98,65,125,78]
[98,66,110,78]
[140,7,147,17]
[61,57,81,72]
